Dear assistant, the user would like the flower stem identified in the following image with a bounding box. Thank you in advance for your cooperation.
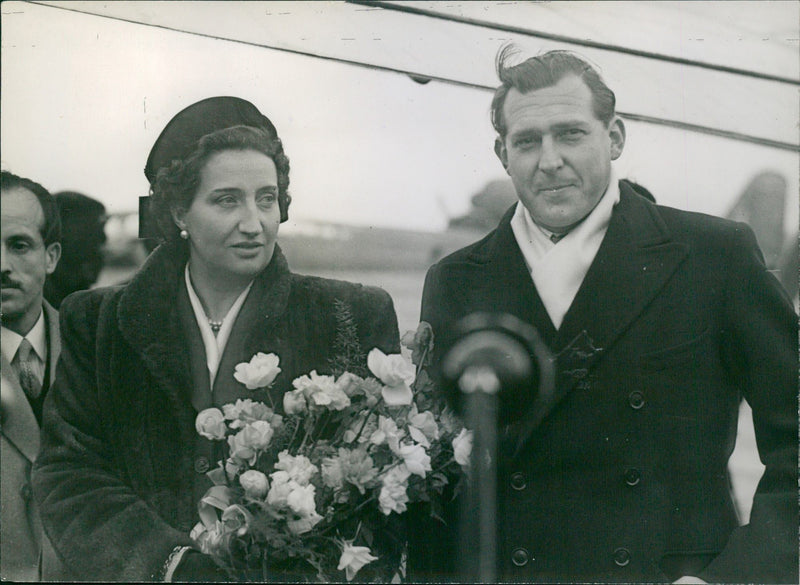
[416,346,429,377]
[288,417,302,452]
[352,404,379,443]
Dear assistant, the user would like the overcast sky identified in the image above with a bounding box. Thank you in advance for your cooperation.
[2,1,798,233]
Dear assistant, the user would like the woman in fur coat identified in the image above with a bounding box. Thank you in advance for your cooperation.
[32,97,400,581]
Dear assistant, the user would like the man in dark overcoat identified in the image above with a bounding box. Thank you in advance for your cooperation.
[407,48,798,583]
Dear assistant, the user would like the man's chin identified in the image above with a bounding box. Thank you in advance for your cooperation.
[1,287,20,302]
[0,292,28,322]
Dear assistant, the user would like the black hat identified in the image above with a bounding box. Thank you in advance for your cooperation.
[139,96,290,238]
[144,96,278,183]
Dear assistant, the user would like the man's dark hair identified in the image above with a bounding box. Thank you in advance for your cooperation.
[55,191,107,222]
[0,170,62,246]
[491,46,617,138]
[44,191,107,308]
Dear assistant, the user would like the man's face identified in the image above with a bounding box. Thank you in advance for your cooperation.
[495,75,625,233]
[1,187,61,333]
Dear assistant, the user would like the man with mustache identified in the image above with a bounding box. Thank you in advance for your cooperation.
[409,48,797,583]
[1,171,63,581]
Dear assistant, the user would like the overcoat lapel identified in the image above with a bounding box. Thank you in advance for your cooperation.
[213,252,291,408]
[0,302,59,462]
[43,300,60,385]
[117,242,196,442]
[450,208,561,455]
[464,207,559,345]
[511,185,690,452]
[556,185,690,354]
[0,355,39,462]
[176,279,212,412]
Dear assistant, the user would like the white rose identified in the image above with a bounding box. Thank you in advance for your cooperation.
[274,451,318,485]
[286,483,318,517]
[266,472,292,509]
[228,420,274,465]
[367,349,415,406]
[321,384,351,411]
[221,504,253,537]
[367,348,416,387]
[195,408,227,441]
[381,383,414,407]
[452,428,473,468]
[378,464,411,515]
[408,405,440,448]
[223,399,279,430]
[338,541,378,581]
[239,469,269,499]
[335,372,363,397]
[283,388,307,415]
[282,481,323,535]
[396,441,432,478]
[234,352,281,390]
[359,378,383,408]
[293,371,350,411]
[370,415,404,452]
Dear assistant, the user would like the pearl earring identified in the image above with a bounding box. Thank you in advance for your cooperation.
[180,229,189,240]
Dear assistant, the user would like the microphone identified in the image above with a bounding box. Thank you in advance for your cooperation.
[440,312,552,424]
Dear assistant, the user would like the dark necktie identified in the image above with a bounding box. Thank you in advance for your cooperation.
[16,338,41,401]
[550,232,567,244]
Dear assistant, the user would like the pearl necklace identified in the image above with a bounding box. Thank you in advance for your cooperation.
[208,319,223,334]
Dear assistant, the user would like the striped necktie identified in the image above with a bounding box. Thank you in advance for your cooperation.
[16,338,41,400]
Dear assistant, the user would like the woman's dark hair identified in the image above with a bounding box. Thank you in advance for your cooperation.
[491,46,616,138]
[149,125,291,241]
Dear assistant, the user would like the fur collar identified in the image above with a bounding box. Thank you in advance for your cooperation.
[116,240,292,402]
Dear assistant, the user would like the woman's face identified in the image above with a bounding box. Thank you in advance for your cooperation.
[175,149,280,286]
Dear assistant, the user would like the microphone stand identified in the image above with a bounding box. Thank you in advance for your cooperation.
[459,365,500,583]
[442,313,551,583]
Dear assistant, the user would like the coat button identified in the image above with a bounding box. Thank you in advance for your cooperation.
[511,547,530,567]
[510,472,527,491]
[20,482,32,502]
[613,547,631,567]
[624,468,641,486]
[194,456,210,474]
[628,391,645,410]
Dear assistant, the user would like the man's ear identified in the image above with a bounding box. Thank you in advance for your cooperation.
[494,137,509,173]
[609,117,626,161]
[44,242,61,275]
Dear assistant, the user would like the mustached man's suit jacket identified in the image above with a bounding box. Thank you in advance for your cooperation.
[1,300,64,581]
[409,181,798,583]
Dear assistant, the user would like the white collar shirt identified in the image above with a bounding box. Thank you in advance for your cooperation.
[1,307,47,385]
[510,171,620,330]
[184,264,253,388]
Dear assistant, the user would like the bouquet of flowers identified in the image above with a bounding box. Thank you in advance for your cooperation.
[190,321,472,582]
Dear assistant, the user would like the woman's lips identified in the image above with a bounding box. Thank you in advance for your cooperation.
[230,242,265,256]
